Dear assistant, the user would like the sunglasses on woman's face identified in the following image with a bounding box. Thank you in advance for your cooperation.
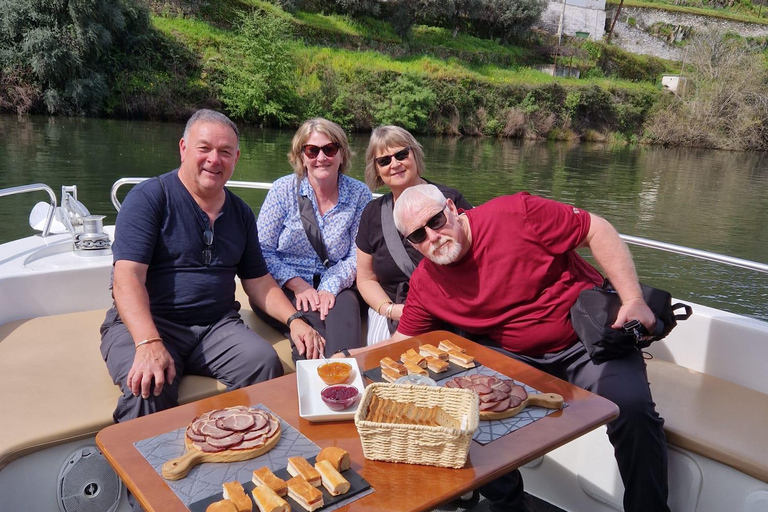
[406,208,448,244]
[301,143,340,159]
[375,146,411,168]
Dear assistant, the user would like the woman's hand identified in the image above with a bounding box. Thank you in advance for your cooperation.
[287,278,320,313]
[317,290,335,321]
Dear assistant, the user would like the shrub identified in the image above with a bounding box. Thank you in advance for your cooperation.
[219,10,299,126]
[372,74,437,131]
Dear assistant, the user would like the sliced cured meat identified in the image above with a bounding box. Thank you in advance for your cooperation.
[490,397,511,412]
[206,432,244,449]
[192,441,226,453]
[216,412,255,432]
[508,395,523,408]
[445,380,459,388]
[185,427,206,443]
[266,416,280,437]
[471,383,492,395]
[491,380,511,394]
[231,435,266,450]
[479,400,500,411]
[510,385,528,401]
[456,377,474,389]
[208,408,231,419]
[199,420,233,439]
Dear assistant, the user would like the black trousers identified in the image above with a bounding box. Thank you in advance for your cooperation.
[256,285,365,360]
[477,341,670,512]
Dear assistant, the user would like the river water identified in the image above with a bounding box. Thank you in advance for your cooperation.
[1,115,767,321]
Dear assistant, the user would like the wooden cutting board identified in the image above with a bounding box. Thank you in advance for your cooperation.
[479,392,564,421]
[161,426,281,480]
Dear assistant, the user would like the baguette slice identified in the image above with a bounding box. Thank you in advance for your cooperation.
[287,476,324,512]
[206,500,238,512]
[316,446,351,472]
[315,460,351,496]
[286,456,321,487]
[222,482,252,512]
[251,484,289,512]
[447,349,475,369]
[425,355,449,373]
[252,467,287,497]
[403,360,428,376]
[419,344,448,360]
[381,367,401,383]
[400,348,426,368]
[438,339,465,353]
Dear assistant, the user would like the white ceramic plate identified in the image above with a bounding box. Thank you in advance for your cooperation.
[296,358,365,422]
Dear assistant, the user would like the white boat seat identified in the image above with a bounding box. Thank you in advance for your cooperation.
[0,295,294,470]
[646,358,768,484]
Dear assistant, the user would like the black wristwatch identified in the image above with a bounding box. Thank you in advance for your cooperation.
[336,348,352,357]
[286,311,307,329]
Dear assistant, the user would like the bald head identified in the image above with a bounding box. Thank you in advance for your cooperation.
[393,184,447,235]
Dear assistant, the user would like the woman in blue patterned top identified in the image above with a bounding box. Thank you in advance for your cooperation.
[254,118,372,359]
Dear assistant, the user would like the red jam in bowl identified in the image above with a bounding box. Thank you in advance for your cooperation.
[320,384,360,411]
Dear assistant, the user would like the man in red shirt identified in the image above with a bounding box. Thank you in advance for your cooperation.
[389,184,669,512]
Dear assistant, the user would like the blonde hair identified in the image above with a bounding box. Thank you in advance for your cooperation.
[288,118,351,179]
[393,184,447,234]
[364,125,425,191]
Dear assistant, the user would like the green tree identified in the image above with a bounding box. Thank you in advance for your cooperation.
[219,10,299,126]
[0,0,153,115]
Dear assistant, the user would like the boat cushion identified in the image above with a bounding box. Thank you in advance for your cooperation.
[647,358,768,484]
[0,299,293,470]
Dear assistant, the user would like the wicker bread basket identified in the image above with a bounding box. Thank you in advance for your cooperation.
[354,382,479,468]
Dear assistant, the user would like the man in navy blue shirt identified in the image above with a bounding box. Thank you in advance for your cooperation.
[100,109,323,423]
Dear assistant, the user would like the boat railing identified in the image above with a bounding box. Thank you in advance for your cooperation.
[110,178,768,275]
[0,183,57,237]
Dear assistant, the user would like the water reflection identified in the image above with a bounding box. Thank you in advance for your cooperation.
[1,115,766,320]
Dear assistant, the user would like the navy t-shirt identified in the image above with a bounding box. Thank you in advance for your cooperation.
[112,170,268,326]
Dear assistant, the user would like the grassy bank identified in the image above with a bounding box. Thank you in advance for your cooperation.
[109,1,671,144]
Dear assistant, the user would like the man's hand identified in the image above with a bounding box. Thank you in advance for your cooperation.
[127,342,176,399]
[612,298,656,335]
[290,320,326,359]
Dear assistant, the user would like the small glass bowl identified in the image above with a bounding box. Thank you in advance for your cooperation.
[395,374,437,387]
[317,361,352,385]
[320,384,360,411]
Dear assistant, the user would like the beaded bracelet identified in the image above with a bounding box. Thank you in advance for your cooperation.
[135,337,163,348]
[376,299,393,315]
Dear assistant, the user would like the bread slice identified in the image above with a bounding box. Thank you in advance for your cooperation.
[381,366,401,383]
[400,348,426,368]
[206,500,238,512]
[221,481,252,512]
[251,484,289,512]
[447,349,475,369]
[403,360,428,376]
[286,456,321,487]
[419,344,448,360]
[316,446,351,472]
[425,356,449,373]
[380,356,407,376]
[438,339,465,353]
[252,467,287,497]
[315,460,350,496]
[287,476,323,512]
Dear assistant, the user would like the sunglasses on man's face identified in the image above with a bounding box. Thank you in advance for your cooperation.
[406,208,448,244]
[375,146,411,168]
[301,143,340,159]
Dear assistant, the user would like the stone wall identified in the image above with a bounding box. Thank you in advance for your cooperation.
[538,1,768,61]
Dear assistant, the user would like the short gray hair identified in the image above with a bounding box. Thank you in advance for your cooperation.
[183,109,239,145]
[393,184,447,234]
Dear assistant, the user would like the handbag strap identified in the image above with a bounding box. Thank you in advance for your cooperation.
[380,194,417,278]
[296,178,331,268]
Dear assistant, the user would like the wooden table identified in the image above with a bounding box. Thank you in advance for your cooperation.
[96,331,619,512]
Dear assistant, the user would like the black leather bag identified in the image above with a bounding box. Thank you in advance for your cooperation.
[570,280,692,364]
